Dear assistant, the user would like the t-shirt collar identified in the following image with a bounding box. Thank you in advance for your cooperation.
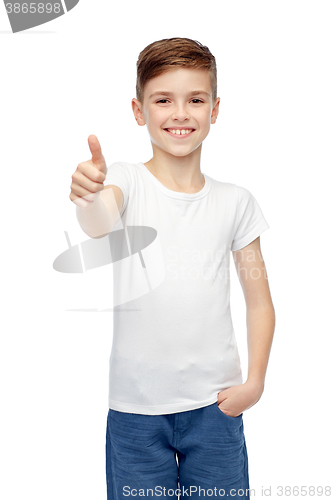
[137,162,211,201]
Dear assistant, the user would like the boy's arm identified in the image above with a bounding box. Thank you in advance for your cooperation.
[71,135,126,239]
[232,236,275,390]
[76,184,124,239]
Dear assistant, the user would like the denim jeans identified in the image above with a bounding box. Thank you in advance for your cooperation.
[106,401,250,499]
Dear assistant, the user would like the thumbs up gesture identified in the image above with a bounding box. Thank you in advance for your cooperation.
[70,135,107,208]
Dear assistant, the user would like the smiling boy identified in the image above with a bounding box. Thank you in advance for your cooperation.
[70,37,275,500]
[133,65,216,193]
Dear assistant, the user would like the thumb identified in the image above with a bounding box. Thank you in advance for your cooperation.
[217,389,229,405]
[88,135,106,170]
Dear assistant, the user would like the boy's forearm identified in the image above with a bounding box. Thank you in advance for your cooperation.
[245,305,276,388]
[76,194,118,239]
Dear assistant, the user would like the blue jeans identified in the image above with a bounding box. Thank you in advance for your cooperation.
[105,401,250,499]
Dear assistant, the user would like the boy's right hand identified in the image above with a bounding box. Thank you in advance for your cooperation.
[69,135,107,208]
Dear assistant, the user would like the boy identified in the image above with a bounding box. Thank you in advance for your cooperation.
[69,37,275,499]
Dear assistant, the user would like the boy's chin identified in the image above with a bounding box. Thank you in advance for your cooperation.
[150,141,202,158]
[161,149,201,160]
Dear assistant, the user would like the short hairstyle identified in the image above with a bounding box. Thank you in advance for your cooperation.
[136,37,217,104]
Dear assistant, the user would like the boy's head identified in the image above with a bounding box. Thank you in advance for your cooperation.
[132,37,220,161]
[135,37,217,105]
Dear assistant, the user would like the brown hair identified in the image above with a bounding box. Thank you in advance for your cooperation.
[136,37,217,104]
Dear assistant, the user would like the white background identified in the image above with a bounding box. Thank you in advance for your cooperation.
[1,1,332,498]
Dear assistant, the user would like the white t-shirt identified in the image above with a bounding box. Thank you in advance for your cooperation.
[104,161,270,415]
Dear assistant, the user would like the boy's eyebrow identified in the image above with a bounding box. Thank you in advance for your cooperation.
[148,90,210,99]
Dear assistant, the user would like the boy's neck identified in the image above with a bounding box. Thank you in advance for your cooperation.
[143,150,205,194]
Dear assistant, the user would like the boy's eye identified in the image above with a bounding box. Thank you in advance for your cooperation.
[156,99,204,104]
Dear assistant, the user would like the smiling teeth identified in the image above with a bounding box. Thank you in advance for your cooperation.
[167,129,192,135]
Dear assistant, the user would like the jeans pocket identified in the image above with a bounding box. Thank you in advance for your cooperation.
[214,401,243,419]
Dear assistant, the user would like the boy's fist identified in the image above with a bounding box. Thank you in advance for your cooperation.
[69,135,107,208]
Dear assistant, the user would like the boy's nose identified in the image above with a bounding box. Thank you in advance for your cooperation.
[171,108,190,121]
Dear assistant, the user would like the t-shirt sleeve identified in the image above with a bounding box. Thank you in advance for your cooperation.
[104,162,130,216]
[231,185,270,251]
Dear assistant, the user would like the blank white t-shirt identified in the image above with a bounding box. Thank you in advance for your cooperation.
[104,161,270,415]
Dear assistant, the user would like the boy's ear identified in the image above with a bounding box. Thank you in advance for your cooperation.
[211,97,220,124]
[132,98,146,126]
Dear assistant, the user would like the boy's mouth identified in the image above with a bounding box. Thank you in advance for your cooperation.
[163,128,195,138]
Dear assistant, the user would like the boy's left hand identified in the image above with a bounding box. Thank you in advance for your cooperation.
[217,380,264,417]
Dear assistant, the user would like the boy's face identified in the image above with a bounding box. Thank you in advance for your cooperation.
[132,68,220,160]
